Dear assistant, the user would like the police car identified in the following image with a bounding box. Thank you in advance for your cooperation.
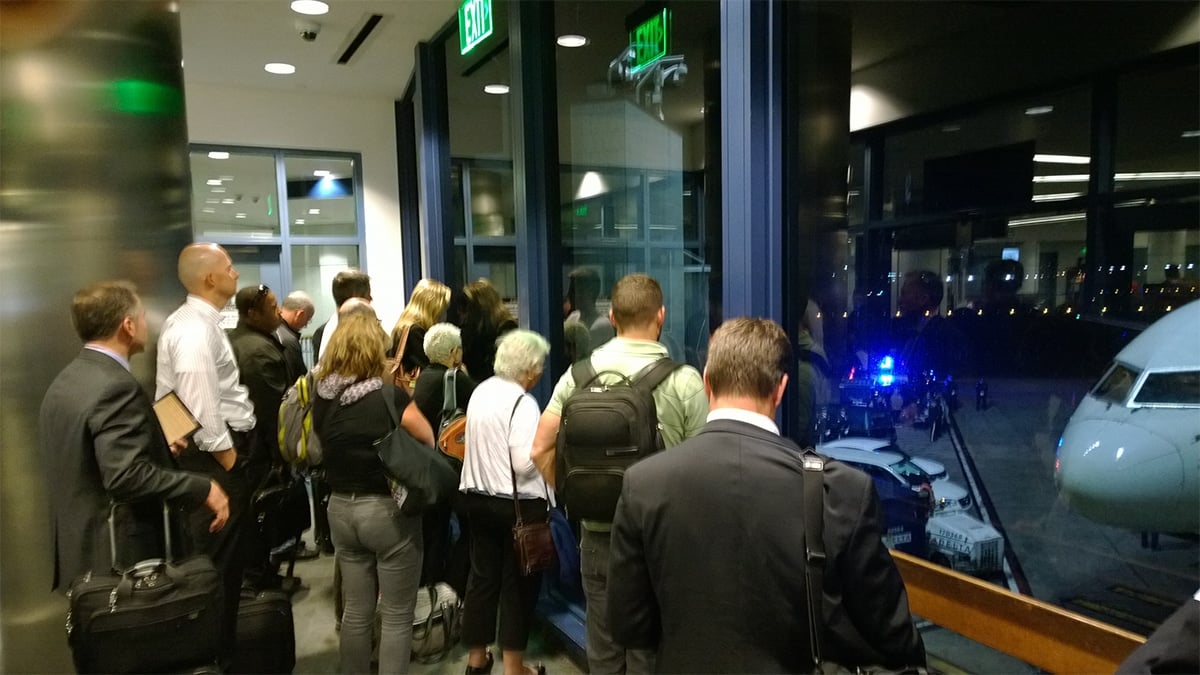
[818,437,972,513]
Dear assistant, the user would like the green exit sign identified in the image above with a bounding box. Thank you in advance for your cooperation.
[459,0,493,55]
[629,8,670,74]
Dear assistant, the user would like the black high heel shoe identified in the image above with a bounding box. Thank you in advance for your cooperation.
[465,651,494,675]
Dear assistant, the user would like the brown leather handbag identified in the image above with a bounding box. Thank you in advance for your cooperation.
[506,395,556,576]
[389,324,420,390]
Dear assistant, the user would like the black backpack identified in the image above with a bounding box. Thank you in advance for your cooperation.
[556,356,681,522]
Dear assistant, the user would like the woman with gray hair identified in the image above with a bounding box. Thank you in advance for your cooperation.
[459,329,552,675]
[412,322,478,590]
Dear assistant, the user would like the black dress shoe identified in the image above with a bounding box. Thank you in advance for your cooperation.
[465,651,493,675]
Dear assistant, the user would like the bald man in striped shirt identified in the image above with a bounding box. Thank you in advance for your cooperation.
[156,242,257,659]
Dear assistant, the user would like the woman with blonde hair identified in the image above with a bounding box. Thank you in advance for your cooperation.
[313,313,433,674]
[388,278,452,388]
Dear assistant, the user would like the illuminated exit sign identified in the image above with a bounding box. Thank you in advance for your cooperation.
[629,8,670,74]
[459,0,493,55]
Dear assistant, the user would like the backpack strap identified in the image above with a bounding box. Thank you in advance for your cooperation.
[442,368,458,416]
[571,358,599,389]
[630,357,681,395]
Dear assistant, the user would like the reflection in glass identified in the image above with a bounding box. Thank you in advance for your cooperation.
[284,155,357,237]
[190,150,280,237]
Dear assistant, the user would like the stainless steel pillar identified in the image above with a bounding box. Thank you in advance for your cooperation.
[0,2,192,670]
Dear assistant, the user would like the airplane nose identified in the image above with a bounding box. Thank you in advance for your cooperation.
[1056,418,1182,529]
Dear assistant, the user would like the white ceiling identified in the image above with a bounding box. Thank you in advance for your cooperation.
[180,0,459,101]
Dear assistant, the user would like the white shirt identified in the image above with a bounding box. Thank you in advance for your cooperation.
[156,295,256,453]
[317,311,338,362]
[707,407,780,436]
[460,376,554,503]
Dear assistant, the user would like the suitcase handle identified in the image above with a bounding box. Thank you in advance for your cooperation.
[107,501,176,572]
[112,559,191,605]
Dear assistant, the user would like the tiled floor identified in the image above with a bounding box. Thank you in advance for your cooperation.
[288,551,585,674]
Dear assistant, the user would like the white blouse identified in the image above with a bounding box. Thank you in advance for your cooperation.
[460,376,554,503]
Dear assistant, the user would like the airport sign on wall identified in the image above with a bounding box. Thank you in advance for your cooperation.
[629,8,670,74]
[459,0,493,56]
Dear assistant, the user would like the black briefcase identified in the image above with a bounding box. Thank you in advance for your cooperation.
[66,504,223,674]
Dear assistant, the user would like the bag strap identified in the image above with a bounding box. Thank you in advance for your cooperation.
[630,356,680,395]
[507,394,550,524]
[801,448,828,670]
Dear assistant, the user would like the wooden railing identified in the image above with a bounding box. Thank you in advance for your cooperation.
[891,551,1147,674]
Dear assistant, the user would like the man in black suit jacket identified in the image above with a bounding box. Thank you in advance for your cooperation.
[608,318,926,673]
[275,290,314,382]
[39,281,229,591]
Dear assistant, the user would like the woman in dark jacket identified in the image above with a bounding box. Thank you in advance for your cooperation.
[456,279,518,382]
[411,321,478,590]
[313,313,433,674]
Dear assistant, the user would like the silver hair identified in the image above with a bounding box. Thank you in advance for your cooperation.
[423,322,462,365]
[281,290,314,313]
[493,329,549,381]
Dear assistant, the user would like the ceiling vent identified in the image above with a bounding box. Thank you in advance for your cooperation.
[335,13,388,65]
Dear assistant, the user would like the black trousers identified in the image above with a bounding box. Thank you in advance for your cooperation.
[460,492,546,651]
[178,432,255,660]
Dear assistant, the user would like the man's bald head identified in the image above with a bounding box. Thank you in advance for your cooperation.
[338,297,376,321]
[177,243,238,304]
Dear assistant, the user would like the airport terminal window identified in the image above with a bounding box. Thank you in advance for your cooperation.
[1115,61,1199,193]
[555,0,720,370]
[1133,370,1200,407]
[189,145,365,331]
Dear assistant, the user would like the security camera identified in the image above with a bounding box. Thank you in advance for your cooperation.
[296,19,320,42]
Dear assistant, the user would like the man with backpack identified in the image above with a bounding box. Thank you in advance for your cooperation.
[532,273,707,674]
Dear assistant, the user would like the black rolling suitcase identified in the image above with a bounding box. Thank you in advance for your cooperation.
[66,503,223,674]
[230,587,296,674]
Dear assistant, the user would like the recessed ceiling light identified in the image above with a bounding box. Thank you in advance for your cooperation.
[290,0,329,15]
[941,124,961,132]
[221,198,235,204]
[295,219,306,225]
[234,213,247,219]
[207,151,230,160]
[556,34,589,48]
[1024,105,1054,116]
[1183,130,1200,138]
[308,208,321,215]
[265,63,296,75]
[313,170,331,177]
[206,179,222,186]
[484,84,510,95]
[210,187,227,193]
[1033,154,1090,164]
[201,208,215,213]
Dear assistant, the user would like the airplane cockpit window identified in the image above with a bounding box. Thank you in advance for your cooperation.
[1133,370,1200,406]
[1093,363,1140,404]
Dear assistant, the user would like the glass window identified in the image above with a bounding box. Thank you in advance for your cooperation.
[1116,62,1199,192]
[847,142,865,226]
[555,0,720,371]
[1134,370,1200,406]
[1093,363,1140,403]
[191,150,279,238]
[290,244,359,334]
[284,155,357,237]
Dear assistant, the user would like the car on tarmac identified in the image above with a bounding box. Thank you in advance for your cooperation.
[817,445,932,558]
[817,437,973,514]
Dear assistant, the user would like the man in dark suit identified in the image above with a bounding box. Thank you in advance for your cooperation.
[608,317,926,673]
[39,281,229,591]
[275,290,313,382]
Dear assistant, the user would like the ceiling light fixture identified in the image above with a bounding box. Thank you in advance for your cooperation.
[207,151,230,160]
[264,63,296,75]
[1032,192,1083,202]
[483,84,510,95]
[941,124,962,132]
[295,219,306,225]
[1008,212,1085,228]
[308,208,321,215]
[1115,171,1200,181]
[313,170,331,177]
[206,179,222,186]
[556,34,589,48]
[234,213,247,219]
[290,0,329,16]
[1033,154,1090,164]
[1181,130,1200,138]
[1024,105,1054,115]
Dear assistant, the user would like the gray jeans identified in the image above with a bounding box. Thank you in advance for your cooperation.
[581,528,657,674]
[329,493,423,675]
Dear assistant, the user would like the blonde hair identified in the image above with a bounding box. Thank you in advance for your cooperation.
[319,313,388,381]
[391,278,451,351]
